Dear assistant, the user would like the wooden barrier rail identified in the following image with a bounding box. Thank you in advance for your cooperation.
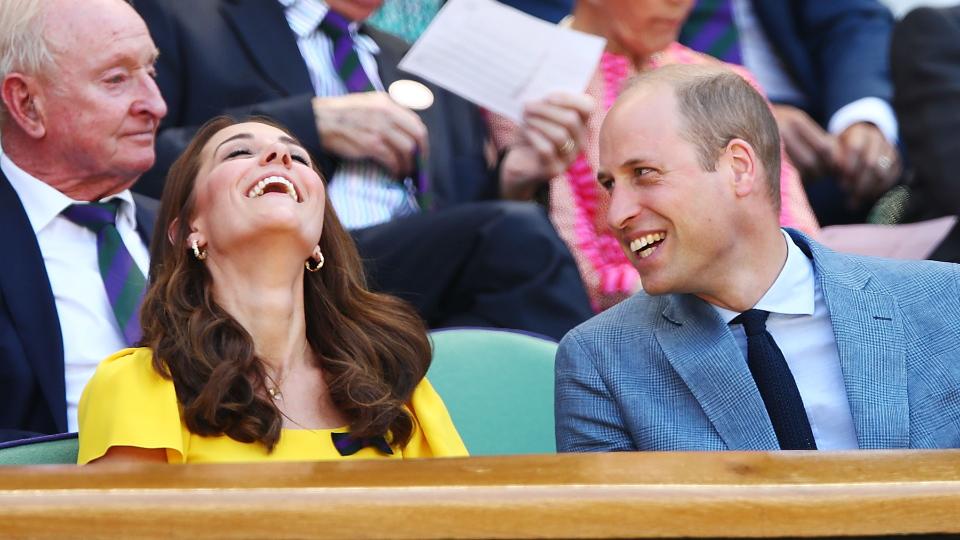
[1,451,958,539]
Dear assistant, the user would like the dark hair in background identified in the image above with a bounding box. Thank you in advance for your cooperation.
[140,115,431,451]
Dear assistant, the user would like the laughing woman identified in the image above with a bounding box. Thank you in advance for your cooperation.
[77,116,466,463]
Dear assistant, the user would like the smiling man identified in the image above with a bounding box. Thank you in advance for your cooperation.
[0,0,166,441]
[555,64,960,452]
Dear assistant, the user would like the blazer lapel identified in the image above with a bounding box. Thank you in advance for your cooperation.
[655,295,780,450]
[813,250,909,449]
[132,193,158,248]
[220,0,314,96]
[0,171,66,431]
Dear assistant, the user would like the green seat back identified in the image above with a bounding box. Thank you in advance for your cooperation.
[0,433,79,465]
[427,328,558,455]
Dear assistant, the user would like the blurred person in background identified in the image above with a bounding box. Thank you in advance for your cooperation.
[135,0,595,340]
[679,0,902,225]
[890,5,960,262]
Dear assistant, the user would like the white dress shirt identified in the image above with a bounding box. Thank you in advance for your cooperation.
[711,230,860,450]
[2,150,149,432]
[280,0,419,229]
[732,0,898,143]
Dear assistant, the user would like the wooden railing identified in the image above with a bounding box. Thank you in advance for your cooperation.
[1,451,958,538]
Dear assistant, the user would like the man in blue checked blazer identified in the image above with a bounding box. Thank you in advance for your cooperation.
[555,63,960,452]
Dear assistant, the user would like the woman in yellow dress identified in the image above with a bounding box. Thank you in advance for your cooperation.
[78,116,466,464]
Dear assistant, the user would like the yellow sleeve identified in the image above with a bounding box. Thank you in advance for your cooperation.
[401,377,468,457]
[77,348,186,464]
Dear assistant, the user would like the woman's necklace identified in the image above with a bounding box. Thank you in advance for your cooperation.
[262,342,312,401]
[277,408,319,433]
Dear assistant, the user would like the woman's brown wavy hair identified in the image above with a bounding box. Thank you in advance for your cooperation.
[141,115,431,451]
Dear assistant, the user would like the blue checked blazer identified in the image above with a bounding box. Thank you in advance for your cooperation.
[555,230,960,451]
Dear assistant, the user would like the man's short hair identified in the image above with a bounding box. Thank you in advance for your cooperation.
[622,64,782,209]
[0,0,53,125]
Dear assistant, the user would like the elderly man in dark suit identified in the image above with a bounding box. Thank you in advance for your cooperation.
[556,64,960,452]
[0,0,166,441]
[134,0,595,340]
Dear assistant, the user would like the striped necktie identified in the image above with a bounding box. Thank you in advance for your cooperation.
[679,0,743,64]
[319,9,375,93]
[319,8,432,209]
[62,200,146,346]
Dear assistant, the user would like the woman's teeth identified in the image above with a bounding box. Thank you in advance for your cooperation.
[247,176,298,202]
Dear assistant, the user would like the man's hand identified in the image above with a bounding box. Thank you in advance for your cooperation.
[312,92,428,177]
[836,122,901,209]
[500,92,594,200]
[771,104,838,179]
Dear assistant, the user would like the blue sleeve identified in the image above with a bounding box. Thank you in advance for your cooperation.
[794,0,896,120]
[554,330,635,452]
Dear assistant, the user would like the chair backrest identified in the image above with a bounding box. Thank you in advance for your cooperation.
[0,433,79,465]
[427,328,558,455]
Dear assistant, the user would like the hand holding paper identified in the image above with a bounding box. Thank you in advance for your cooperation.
[398,0,606,122]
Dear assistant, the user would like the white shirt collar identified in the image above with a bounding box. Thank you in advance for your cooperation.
[1,149,139,234]
[713,229,816,323]
[278,0,380,55]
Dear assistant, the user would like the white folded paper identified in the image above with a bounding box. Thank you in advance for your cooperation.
[398,0,606,121]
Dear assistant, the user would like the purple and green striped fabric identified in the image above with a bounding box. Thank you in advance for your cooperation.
[319,10,375,93]
[679,0,743,65]
[62,201,145,346]
[319,8,431,209]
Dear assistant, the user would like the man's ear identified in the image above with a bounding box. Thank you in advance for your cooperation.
[1,74,46,138]
[725,138,759,199]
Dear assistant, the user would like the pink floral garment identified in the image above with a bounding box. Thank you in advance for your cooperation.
[487,43,820,310]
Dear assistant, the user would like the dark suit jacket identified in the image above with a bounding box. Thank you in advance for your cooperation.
[134,0,496,206]
[746,0,895,126]
[0,170,156,442]
[498,0,571,22]
[891,6,960,222]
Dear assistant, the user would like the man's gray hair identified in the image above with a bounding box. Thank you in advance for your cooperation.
[0,0,54,125]
[621,64,782,210]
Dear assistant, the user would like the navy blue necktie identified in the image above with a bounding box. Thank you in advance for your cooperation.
[732,309,817,450]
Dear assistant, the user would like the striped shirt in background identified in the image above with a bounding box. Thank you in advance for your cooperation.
[279,0,420,229]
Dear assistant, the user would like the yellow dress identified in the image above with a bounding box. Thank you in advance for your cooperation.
[77,348,468,464]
